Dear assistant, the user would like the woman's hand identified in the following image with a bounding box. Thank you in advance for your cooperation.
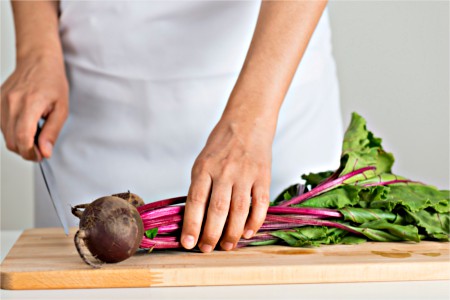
[180,0,327,252]
[2,1,66,161]
[181,115,273,252]
[1,53,68,161]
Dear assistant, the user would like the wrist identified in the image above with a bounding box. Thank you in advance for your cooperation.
[16,46,64,68]
[17,44,63,63]
[222,93,280,128]
[220,105,279,144]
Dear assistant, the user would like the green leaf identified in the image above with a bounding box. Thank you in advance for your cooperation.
[369,184,449,213]
[357,185,390,208]
[339,112,394,179]
[267,113,449,247]
[301,171,334,189]
[348,226,403,242]
[404,209,449,241]
[144,228,158,239]
[272,183,300,204]
[340,235,367,244]
[270,230,301,246]
[248,239,278,246]
[359,219,420,242]
[271,226,349,247]
[355,173,409,186]
[340,207,397,224]
[295,185,361,209]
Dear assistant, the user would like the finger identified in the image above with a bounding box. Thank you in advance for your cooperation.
[243,180,271,239]
[0,90,9,134]
[38,102,68,158]
[14,106,42,161]
[220,184,251,251]
[2,91,23,154]
[198,180,232,253]
[181,172,212,250]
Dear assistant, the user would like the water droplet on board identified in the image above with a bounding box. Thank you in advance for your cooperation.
[263,249,315,255]
[371,250,411,258]
[419,252,441,257]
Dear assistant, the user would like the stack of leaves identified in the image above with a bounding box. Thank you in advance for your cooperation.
[138,113,449,250]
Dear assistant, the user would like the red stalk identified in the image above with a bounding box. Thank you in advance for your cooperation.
[278,166,376,207]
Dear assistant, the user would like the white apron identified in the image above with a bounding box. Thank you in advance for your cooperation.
[35,1,343,227]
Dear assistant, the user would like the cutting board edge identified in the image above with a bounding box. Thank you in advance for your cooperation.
[2,261,449,290]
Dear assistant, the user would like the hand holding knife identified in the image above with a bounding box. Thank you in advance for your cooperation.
[34,121,70,236]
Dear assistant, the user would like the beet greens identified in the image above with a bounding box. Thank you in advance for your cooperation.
[73,113,449,267]
[136,112,449,251]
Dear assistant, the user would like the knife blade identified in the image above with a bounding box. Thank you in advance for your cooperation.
[34,121,70,236]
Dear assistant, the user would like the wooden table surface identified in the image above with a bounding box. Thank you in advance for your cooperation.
[1,227,449,291]
[1,230,449,299]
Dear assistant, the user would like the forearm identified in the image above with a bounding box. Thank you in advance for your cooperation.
[223,0,328,137]
[12,0,62,62]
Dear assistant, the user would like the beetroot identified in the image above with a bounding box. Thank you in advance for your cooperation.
[112,191,145,208]
[72,196,144,268]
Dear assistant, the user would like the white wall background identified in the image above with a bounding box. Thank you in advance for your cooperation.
[1,0,34,230]
[1,1,449,229]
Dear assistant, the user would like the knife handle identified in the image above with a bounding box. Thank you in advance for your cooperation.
[34,120,44,147]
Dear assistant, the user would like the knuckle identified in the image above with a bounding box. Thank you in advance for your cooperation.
[254,192,270,207]
[188,188,209,206]
[223,233,241,244]
[232,196,250,214]
[221,159,236,175]
[209,198,229,214]
[5,91,20,104]
[201,232,221,246]
[187,194,207,206]
[192,158,209,175]
[222,226,244,245]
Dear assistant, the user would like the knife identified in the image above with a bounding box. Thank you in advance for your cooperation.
[34,121,70,236]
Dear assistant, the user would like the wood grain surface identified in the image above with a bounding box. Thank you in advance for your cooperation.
[1,227,449,290]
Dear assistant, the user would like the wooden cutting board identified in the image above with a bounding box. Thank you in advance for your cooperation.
[1,227,449,290]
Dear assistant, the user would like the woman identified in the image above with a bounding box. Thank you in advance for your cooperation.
[1,1,343,253]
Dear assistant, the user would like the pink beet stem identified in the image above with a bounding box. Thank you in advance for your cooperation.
[140,205,184,220]
[362,179,418,187]
[260,222,307,230]
[137,196,187,213]
[265,214,361,235]
[140,236,181,249]
[278,166,376,207]
[267,206,342,218]
[148,223,181,234]
[143,214,182,228]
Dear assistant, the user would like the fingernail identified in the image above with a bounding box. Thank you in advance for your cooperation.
[243,229,254,239]
[201,244,213,253]
[182,235,195,249]
[222,242,233,251]
[44,141,53,156]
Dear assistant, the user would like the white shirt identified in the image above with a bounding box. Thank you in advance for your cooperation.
[35,1,343,227]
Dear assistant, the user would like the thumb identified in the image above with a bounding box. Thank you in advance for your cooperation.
[38,104,68,158]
